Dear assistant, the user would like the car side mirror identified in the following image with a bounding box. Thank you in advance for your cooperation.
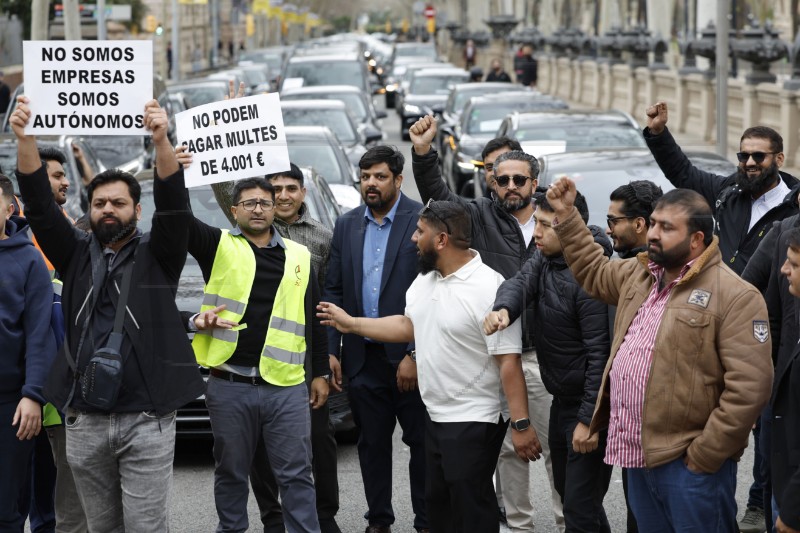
[375,109,388,119]
[363,127,383,145]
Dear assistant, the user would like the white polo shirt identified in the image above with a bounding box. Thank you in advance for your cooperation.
[405,250,522,424]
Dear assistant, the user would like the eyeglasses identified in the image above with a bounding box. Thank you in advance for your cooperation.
[606,215,634,229]
[236,199,275,211]
[736,151,778,164]
[419,198,452,234]
[494,174,532,188]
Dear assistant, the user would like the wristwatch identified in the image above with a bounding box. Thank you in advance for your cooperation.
[319,374,331,382]
[408,350,417,362]
[510,418,531,431]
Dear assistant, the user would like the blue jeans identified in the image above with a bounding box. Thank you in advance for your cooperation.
[65,409,177,533]
[626,457,738,532]
[205,376,319,533]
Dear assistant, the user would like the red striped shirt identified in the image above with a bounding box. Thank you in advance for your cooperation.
[604,260,695,468]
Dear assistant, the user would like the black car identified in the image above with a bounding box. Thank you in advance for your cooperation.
[442,92,568,195]
[398,68,470,141]
[536,148,737,228]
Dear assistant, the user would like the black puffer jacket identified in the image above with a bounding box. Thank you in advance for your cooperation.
[412,148,537,350]
[493,226,612,425]
[644,126,800,275]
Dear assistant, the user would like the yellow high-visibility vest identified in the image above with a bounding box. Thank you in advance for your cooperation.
[192,230,310,386]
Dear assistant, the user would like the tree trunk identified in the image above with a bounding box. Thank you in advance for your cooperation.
[31,0,51,40]
[63,0,82,40]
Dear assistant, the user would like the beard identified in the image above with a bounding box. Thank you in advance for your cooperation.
[500,192,531,213]
[735,161,779,196]
[417,247,438,275]
[363,186,396,211]
[648,234,692,271]
[92,214,137,245]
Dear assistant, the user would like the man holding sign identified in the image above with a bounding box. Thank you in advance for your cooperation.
[10,95,205,532]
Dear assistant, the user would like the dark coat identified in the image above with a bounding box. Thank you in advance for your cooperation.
[493,225,612,424]
[17,164,204,415]
[323,194,421,378]
[412,148,537,351]
[772,340,800,530]
[644,126,800,275]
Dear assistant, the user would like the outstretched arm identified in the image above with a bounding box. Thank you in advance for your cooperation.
[317,301,414,344]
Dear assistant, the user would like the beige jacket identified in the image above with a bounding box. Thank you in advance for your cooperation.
[554,208,773,472]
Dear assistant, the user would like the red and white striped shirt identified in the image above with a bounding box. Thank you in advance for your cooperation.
[604,259,696,468]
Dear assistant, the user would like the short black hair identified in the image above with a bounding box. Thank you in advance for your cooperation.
[609,180,664,227]
[266,162,304,187]
[787,227,800,254]
[493,150,540,180]
[233,177,275,204]
[87,169,141,204]
[534,186,589,224]
[741,126,783,153]
[0,174,13,200]
[481,137,522,161]
[39,147,67,167]
[359,145,404,177]
[653,189,713,246]
[419,200,471,248]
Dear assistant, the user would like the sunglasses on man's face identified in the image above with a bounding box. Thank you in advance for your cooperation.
[494,174,532,188]
[419,198,452,235]
[736,151,777,164]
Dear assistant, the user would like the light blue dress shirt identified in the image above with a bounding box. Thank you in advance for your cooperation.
[362,194,403,319]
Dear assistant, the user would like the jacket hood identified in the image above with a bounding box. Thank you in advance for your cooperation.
[549,224,612,267]
[0,216,33,249]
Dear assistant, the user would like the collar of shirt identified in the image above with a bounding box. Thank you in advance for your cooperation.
[364,192,403,227]
[230,225,286,249]
[432,249,482,281]
[647,257,697,289]
[518,210,536,246]
[753,177,791,210]
[274,203,311,228]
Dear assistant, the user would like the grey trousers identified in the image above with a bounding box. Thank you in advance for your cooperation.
[46,424,88,533]
[205,375,319,533]
[495,351,564,532]
[65,409,176,533]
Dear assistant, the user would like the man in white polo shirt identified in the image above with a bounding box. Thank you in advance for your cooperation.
[318,200,540,533]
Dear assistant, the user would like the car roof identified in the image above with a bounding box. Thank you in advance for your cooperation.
[412,68,470,78]
[280,100,347,110]
[512,109,637,127]
[452,82,527,92]
[281,85,363,96]
[284,125,338,140]
[287,54,363,63]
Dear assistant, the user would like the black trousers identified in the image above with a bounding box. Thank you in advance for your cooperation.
[348,343,428,529]
[549,397,613,533]
[425,413,507,533]
[250,400,340,531]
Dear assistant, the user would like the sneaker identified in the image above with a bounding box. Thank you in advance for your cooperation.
[738,506,766,533]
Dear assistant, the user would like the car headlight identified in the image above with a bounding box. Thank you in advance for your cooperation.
[386,83,398,92]
[456,151,477,170]
[404,104,424,115]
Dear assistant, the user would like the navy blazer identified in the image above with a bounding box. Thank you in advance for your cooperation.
[324,194,421,378]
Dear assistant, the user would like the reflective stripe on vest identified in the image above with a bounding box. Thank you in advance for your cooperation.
[192,230,311,386]
[52,278,63,295]
[43,403,62,427]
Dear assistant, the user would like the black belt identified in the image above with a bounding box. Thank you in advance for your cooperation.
[210,368,268,386]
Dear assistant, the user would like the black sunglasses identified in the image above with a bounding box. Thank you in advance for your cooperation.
[736,151,777,164]
[419,199,451,234]
[494,174,532,188]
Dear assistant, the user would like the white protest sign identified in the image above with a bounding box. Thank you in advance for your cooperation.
[23,41,153,135]
[176,93,290,187]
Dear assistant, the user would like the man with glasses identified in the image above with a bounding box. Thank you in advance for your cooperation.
[319,200,540,533]
[324,146,429,533]
[187,176,331,532]
[645,101,800,533]
[410,115,563,532]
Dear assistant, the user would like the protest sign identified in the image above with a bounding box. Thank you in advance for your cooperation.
[23,41,153,135]
[176,93,290,187]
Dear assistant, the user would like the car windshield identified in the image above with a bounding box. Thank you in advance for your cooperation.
[282,93,368,122]
[451,87,519,114]
[410,75,465,95]
[282,109,357,144]
[241,69,268,86]
[138,182,232,234]
[287,142,347,185]
[173,85,228,108]
[284,61,365,89]
[85,136,145,169]
[396,46,437,60]
[516,123,646,150]
[465,102,566,134]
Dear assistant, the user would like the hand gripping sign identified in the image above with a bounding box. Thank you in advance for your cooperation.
[23,41,153,135]
[176,93,291,187]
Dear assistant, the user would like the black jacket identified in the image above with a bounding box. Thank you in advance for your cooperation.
[412,148,537,351]
[493,226,612,424]
[18,164,204,415]
[772,340,800,530]
[644,126,800,275]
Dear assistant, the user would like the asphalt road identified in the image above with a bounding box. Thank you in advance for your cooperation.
[27,94,760,533]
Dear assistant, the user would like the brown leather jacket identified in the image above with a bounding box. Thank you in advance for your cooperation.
[554,208,773,473]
